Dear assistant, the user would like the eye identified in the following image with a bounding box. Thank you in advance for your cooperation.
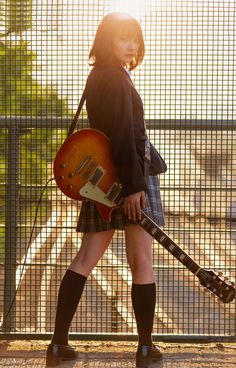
[120,35,129,41]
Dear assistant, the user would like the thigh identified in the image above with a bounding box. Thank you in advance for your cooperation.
[69,229,115,276]
[125,224,153,262]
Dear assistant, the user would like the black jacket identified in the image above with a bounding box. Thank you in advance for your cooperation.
[85,64,147,196]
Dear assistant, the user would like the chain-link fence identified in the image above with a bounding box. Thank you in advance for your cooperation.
[0,0,235,341]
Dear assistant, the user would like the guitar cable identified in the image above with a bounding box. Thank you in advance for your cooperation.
[0,177,55,331]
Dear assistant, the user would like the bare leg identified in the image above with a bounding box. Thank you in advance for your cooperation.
[69,229,115,276]
[125,224,154,284]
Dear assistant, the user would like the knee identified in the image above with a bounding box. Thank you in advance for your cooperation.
[127,252,153,274]
[70,249,97,276]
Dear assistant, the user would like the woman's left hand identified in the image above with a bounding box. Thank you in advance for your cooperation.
[123,191,146,222]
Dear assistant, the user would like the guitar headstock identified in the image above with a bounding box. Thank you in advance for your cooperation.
[198,269,235,303]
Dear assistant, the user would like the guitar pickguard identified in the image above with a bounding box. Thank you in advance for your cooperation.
[80,182,115,208]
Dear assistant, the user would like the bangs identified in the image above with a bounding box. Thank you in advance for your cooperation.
[118,18,143,40]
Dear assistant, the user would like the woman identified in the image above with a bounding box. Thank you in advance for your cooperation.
[46,12,165,368]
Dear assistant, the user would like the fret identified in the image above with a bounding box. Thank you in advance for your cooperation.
[168,243,175,252]
[159,235,166,243]
[151,228,157,236]
[179,254,186,261]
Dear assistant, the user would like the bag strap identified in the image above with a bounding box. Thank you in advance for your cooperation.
[66,88,87,138]
[144,138,151,183]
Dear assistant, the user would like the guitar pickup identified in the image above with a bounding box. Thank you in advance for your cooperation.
[106,182,122,203]
[89,166,105,186]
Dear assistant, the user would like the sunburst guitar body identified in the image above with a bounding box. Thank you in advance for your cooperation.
[53,128,121,222]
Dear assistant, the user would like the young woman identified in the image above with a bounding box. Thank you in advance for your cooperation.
[46,12,165,368]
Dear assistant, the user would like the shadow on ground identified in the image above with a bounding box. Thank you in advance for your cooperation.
[0,341,236,367]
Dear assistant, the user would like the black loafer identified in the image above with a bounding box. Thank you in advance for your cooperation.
[136,345,163,368]
[46,343,78,366]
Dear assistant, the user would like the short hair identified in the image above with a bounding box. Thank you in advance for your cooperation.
[89,12,145,71]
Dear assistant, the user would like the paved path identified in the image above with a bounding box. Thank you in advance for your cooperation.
[0,341,236,368]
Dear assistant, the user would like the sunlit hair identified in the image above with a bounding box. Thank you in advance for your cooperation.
[89,12,145,71]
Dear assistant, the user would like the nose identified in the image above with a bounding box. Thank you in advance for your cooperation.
[127,39,137,50]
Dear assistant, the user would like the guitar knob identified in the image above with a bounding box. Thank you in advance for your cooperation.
[68,172,74,178]
[67,184,73,190]
[59,175,65,180]
[60,163,66,168]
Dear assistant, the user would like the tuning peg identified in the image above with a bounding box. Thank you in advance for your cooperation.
[217,271,223,277]
[231,281,235,286]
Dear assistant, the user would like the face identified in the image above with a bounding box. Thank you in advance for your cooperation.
[112,33,140,65]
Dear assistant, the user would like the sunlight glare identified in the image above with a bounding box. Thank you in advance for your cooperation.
[109,0,158,19]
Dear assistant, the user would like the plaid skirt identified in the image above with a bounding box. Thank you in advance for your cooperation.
[76,176,165,233]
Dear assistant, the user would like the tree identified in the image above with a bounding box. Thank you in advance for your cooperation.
[0,0,71,260]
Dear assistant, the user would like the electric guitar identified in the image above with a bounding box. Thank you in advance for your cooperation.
[54,128,236,304]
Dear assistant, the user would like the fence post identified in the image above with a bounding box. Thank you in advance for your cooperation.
[3,124,20,331]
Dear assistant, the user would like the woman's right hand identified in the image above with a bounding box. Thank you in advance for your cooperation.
[123,191,146,222]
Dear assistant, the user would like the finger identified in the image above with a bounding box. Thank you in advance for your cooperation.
[140,192,146,209]
[131,203,137,222]
[136,201,142,221]
[124,201,132,220]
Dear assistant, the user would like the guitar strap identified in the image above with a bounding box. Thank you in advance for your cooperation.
[66,88,87,138]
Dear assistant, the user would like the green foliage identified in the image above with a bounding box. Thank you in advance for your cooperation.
[0,2,71,261]
[6,0,32,34]
[0,41,69,116]
[0,40,70,186]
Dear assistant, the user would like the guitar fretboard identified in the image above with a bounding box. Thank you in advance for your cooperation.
[139,211,202,276]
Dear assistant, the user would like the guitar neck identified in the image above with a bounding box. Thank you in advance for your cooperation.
[139,211,202,276]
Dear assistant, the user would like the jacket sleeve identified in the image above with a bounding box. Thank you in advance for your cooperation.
[101,69,147,196]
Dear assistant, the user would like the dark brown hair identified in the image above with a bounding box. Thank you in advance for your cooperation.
[89,12,145,71]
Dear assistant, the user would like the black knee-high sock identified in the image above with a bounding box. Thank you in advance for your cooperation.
[131,283,156,347]
[51,269,87,345]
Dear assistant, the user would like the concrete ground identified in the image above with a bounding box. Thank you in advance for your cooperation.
[0,341,236,368]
